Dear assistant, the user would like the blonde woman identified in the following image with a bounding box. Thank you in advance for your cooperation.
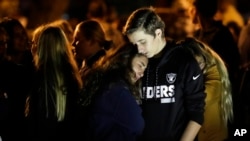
[25,25,82,141]
[182,37,233,141]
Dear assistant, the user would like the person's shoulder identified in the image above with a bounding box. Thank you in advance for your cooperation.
[101,80,131,98]
[99,80,132,104]
[166,38,180,47]
[158,39,180,55]
[107,80,129,92]
[165,38,188,53]
[169,39,198,61]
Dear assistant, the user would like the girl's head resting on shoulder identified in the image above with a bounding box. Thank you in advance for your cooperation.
[101,42,148,84]
[82,43,148,102]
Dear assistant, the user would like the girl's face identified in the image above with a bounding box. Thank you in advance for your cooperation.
[72,26,92,60]
[131,55,148,83]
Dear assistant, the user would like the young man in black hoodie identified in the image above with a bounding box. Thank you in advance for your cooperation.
[123,7,205,141]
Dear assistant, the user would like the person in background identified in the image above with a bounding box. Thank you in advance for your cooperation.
[25,24,82,141]
[193,0,240,97]
[79,43,147,141]
[183,37,234,141]
[123,7,205,141]
[50,19,74,44]
[236,19,250,129]
[86,0,125,48]
[72,19,113,73]
[162,0,200,40]
[193,0,241,134]
[214,0,244,43]
[0,24,7,61]
[238,19,250,70]
[0,22,9,141]
[50,19,76,59]
[0,17,34,141]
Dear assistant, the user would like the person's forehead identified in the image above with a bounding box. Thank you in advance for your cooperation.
[73,29,82,38]
[133,56,148,67]
[138,55,148,61]
[128,30,152,43]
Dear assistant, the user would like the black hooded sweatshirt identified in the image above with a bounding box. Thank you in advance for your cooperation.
[138,40,205,141]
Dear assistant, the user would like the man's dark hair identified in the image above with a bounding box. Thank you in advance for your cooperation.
[123,7,165,37]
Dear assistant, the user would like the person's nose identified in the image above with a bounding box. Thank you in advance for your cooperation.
[72,40,76,47]
[139,73,144,78]
[137,70,144,78]
[137,45,144,53]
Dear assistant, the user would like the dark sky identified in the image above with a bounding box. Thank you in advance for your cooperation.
[13,0,250,29]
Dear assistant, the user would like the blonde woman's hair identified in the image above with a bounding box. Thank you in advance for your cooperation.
[184,37,233,125]
[32,24,82,121]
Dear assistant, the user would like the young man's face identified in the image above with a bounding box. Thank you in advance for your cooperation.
[127,29,160,58]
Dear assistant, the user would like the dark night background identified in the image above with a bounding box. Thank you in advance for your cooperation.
[0,0,249,30]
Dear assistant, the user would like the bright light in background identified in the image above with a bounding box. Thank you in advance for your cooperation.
[0,0,19,17]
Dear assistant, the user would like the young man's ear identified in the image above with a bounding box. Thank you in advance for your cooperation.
[155,29,162,37]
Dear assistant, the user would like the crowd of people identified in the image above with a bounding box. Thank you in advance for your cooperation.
[0,0,250,141]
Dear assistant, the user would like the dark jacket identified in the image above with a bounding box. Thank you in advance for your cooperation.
[25,68,81,141]
[89,80,145,141]
[138,41,205,141]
